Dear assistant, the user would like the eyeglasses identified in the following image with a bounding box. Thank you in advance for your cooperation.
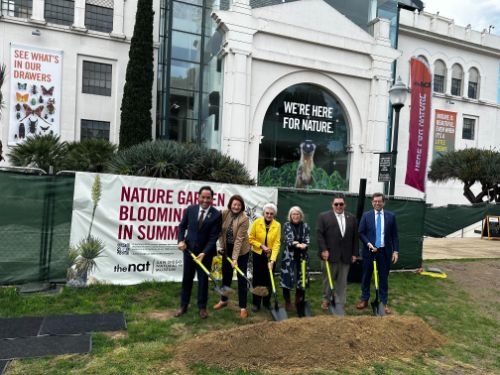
[333,203,344,207]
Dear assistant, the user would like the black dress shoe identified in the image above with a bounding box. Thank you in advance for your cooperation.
[174,306,187,317]
[251,305,260,313]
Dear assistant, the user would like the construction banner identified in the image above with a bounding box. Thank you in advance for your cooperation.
[69,173,277,285]
[405,57,432,192]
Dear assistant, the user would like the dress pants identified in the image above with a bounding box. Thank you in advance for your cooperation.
[321,260,350,304]
[220,245,249,309]
[180,250,214,309]
[252,251,273,308]
[360,247,391,304]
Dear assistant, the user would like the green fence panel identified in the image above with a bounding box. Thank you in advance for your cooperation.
[424,202,500,238]
[0,172,75,284]
[276,190,424,270]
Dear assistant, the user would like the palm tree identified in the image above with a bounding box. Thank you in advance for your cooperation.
[7,134,68,173]
[428,148,500,203]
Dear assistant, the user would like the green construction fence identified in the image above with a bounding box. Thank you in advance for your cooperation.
[1,171,431,284]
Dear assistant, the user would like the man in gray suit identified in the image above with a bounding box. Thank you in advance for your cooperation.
[316,193,359,312]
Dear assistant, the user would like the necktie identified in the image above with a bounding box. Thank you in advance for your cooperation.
[198,209,205,229]
[375,212,382,248]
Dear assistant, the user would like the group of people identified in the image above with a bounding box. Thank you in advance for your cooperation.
[174,186,399,320]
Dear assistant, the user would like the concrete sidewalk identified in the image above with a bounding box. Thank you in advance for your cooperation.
[423,237,500,260]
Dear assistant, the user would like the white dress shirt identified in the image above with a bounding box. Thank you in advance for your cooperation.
[335,213,345,237]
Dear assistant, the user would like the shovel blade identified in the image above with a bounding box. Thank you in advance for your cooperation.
[220,286,235,297]
[303,301,312,317]
[371,300,385,317]
[213,285,234,297]
[250,286,269,297]
[271,307,288,321]
[328,302,344,316]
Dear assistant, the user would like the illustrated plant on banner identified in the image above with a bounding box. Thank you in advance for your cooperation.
[67,175,106,287]
[68,172,278,285]
[405,57,432,192]
[8,44,62,145]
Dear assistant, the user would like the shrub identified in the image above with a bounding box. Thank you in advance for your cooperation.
[63,139,117,172]
[107,140,255,184]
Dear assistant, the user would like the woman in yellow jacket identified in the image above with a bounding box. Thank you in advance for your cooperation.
[249,202,281,312]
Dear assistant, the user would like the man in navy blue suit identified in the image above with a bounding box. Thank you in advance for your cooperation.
[175,186,222,319]
[357,192,399,314]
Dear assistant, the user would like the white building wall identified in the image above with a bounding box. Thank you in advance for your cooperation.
[395,10,500,206]
[0,0,159,151]
[214,0,399,193]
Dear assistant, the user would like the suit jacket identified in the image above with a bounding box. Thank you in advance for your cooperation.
[178,204,222,256]
[248,217,281,262]
[218,209,250,260]
[358,209,399,256]
[316,210,359,264]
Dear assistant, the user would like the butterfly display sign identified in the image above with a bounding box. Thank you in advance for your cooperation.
[8,44,62,145]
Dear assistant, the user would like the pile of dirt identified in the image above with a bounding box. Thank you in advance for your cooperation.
[174,315,445,374]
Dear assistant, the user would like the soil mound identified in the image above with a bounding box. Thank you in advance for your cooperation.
[174,315,445,374]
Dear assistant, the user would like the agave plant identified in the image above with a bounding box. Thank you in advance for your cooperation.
[74,235,105,282]
[108,140,255,184]
[7,134,68,173]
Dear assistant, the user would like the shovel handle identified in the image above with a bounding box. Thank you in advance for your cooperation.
[325,260,334,289]
[268,264,277,293]
[189,251,212,276]
[373,260,379,290]
[226,256,244,277]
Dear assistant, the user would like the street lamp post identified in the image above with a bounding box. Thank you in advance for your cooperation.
[388,76,408,197]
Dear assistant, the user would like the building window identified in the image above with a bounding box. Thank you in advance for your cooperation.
[81,119,110,140]
[468,67,480,99]
[44,0,74,25]
[417,55,428,64]
[433,59,446,93]
[451,63,463,96]
[85,0,113,32]
[462,118,475,140]
[1,0,32,18]
[82,61,112,96]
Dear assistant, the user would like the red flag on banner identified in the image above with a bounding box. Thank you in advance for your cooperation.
[405,57,432,192]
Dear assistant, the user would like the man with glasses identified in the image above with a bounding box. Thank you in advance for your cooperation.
[316,193,359,313]
[357,192,399,314]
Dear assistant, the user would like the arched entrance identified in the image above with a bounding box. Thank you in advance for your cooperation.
[258,83,350,190]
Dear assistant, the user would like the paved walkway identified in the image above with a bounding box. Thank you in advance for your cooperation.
[423,237,500,260]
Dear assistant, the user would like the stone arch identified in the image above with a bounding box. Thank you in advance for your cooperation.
[249,70,363,188]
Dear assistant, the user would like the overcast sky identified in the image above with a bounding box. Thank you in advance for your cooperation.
[423,0,500,35]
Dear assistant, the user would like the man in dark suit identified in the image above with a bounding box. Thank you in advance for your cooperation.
[357,192,399,314]
[175,186,222,319]
[316,193,359,312]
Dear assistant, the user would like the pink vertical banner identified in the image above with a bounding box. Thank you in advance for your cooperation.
[405,57,432,192]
